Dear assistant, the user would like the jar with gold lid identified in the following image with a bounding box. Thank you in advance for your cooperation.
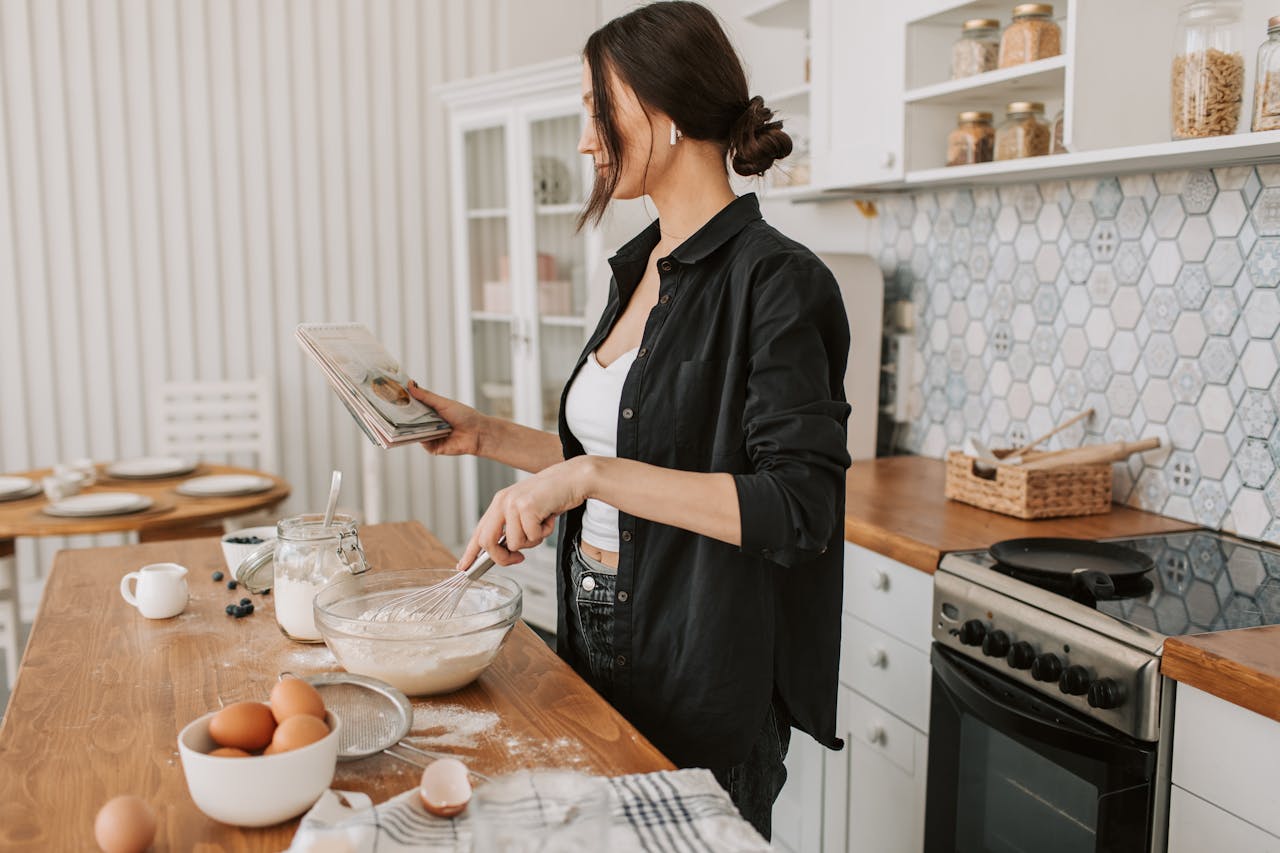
[1253,15,1280,130]
[999,4,1062,68]
[952,19,1001,78]
[995,101,1050,160]
[947,111,995,166]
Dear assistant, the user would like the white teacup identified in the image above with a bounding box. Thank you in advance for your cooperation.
[120,563,189,619]
[42,473,82,502]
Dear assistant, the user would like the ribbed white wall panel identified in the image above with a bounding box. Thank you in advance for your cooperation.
[0,0,511,622]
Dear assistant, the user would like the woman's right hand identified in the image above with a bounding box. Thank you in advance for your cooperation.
[407,381,488,458]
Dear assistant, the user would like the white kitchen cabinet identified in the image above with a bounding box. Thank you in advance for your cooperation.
[774,731,827,853]
[1168,785,1280,853]
[439,58,604,631]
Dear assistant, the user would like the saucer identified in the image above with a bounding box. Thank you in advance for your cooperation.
[105,456,198,480]
[44,492,154,518]
[176,475,274,498]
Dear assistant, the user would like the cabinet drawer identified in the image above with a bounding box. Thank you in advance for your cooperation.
[840,687,927,853]
[840,613,931,732]
[1172,684,1280,838]
[843,542,933,652]
[1169,785,1280,853]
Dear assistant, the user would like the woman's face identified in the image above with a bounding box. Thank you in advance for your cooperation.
[578,61,673,200]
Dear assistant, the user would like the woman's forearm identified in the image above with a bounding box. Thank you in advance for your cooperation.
[580,456,741,547]
[478,416,565,474]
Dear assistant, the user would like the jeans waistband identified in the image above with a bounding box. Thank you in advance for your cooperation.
[574,536,618,575]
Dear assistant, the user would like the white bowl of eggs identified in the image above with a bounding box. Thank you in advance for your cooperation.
[178,677,341,827]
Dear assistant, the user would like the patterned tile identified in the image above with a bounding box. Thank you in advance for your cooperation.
[1238,438,1276,489]
[1174,264,1211,309]
[1201,337,1237,384]
[1171,359,1206,403]
[1242,389,1278,438]
[1252,187,1280,235]
[1183,170,1218,214]
[1202,289,1239,336]
[1167,450,1201,495]
[1143,332,1178,378]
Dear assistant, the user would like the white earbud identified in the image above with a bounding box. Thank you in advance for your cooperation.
[670,121,682,146]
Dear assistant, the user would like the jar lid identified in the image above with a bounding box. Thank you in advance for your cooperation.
[962,18,1000,29]
[1007,100,1046,114]
[1270,14,1280,29]
[235,541,276,594]
[959,110,994,122]
[1012,3,1054,16]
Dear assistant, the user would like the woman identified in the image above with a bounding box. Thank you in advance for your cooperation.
[409,1,850,837]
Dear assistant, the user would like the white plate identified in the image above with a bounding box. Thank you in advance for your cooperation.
[44,492,153,517]
[0,476,36,498]
[176,475,274,498]
[105,456,198,479]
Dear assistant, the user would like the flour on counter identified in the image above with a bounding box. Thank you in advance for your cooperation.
[408,703,500,748]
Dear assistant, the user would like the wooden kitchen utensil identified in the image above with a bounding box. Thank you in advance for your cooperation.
[1018,438,1161,471]
[1008,408,1095,458]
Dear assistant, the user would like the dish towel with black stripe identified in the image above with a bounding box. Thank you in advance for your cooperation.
[286,768,771,852]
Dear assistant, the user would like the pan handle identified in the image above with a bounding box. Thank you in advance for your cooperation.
[1071,567,1116,601]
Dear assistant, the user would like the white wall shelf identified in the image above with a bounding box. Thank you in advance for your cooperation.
[535,203,581,216]
[466,207,508,219]
[903,55,1066,107]
[768,83,811,117]
[744,0,809,30]
[539,314,588,327]
[470,311,514,322]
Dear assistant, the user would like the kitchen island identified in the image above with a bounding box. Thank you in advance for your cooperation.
[0,521,672,850]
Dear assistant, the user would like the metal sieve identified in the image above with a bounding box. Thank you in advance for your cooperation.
[294,671,489,779]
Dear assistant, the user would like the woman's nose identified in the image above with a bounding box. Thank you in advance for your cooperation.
[578,120,595,156]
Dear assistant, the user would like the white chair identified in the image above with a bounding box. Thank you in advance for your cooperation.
[151,377,280,532]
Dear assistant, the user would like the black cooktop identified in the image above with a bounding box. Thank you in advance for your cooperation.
[970,530,1280,636]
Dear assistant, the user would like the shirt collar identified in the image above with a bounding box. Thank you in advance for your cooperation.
[608,192,763,278]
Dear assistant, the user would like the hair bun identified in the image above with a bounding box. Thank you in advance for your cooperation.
[730,95,792,177]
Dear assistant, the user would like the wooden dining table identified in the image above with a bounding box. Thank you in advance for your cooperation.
[0,520,672,850]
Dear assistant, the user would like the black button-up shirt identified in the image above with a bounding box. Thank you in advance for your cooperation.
[555,193,851,769]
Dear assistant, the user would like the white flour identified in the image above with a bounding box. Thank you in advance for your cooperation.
[274,574,325,641]
[409,703,500,748]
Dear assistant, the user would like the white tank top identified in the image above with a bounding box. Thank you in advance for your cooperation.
[564,346,639,552]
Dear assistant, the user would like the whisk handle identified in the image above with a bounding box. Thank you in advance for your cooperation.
[460,534,504,583]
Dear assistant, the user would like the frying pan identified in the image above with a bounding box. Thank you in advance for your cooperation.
[988,537,1155,601]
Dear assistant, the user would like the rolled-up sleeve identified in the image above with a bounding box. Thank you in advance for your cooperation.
[733,257,852,567]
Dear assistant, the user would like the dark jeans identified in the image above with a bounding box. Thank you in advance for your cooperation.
[566,542,790,840]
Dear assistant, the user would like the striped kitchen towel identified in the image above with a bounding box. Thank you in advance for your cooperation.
[286,768,772,852]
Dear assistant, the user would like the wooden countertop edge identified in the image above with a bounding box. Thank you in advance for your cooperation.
[1162,627,1280,723]
[843,515,939,574]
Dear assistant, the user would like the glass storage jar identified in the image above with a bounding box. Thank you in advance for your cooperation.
[995,101,1050,160]
[1172,1,1244,139]
[237,513,370,643]
[1252,16,1280,131]
[952,19,1001,79]
[946,111,996,166]
[998,4,1062,68]
[1051,108,1067,153]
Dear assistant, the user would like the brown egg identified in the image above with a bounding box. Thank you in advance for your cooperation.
[264,713,329,755]
[208,702,276,752]
[269,676,326,724]
[208,747,251,758]
[94,795,156,853]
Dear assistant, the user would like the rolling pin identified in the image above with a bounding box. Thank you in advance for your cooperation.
[1018,437,1161,470]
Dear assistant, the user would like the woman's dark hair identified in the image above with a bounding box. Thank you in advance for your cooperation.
[578,1,791,228]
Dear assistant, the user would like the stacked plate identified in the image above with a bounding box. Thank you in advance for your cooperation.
[44,492,153,518]
[0,476,41,503]
[177,475,274,498]
[105,456,198,480]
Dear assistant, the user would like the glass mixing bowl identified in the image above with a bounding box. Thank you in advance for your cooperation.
[313,569,522,696]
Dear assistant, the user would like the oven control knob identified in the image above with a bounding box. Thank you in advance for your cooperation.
[959,619,987,646]
[982,630,1010,658]
[1087,678,1124,710]
[1059,665,1092,696]
[1007,641,1036,670]
[1031,653,1063,682]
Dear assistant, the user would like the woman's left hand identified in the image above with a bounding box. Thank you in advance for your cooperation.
[457,456,593,569]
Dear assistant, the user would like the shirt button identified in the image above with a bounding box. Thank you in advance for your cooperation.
[615,655,628,668]
[621,530,633,542]
[581,576,596,592]
[637,347,648,358]
[659,260,672,272]
[659,294,671,305]
[617,591,629,603]
[622,408,634,419]
[761,548,772,558]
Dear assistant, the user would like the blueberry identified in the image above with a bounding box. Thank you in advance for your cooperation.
[225,604,236,615]
[262,588,271,595]
[243,603,254,615]
[232,605,247,618]
[227,580,238,590]
[212,571,224,582]
[239,598,251,606]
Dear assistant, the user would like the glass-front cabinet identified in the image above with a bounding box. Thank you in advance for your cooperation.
[442,58,602,631]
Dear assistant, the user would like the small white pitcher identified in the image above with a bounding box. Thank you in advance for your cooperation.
[120,562,189,619]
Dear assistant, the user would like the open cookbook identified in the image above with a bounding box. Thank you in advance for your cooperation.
[296,323,451,448]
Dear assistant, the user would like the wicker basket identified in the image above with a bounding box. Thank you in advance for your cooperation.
[944,450,1113,519]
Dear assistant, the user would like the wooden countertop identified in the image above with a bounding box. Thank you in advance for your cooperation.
[0,521,671,851]
[1163,628,1280,722]
[844,455,1197,573]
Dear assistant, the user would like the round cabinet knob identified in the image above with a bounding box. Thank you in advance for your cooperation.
[870,570,890,591]
[1059,665,1092,696]
[982,629,1010,658]
[866,724,887,745]
[959,619,987,646]
[1031,653,1063,682]
[1087,677,1125,710]
[867,646,889,668]
[1007,641,1036,670]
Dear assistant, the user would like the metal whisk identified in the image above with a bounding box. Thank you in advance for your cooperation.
[369,537,503,622]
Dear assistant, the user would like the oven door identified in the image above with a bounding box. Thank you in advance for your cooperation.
[925,644,1158,853]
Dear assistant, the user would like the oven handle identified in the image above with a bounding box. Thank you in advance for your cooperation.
[932,645,1148,763]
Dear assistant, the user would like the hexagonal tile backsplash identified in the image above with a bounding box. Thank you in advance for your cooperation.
[875,166,1280,542]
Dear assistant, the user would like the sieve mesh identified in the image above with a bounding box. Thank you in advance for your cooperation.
[299,672,412,760]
